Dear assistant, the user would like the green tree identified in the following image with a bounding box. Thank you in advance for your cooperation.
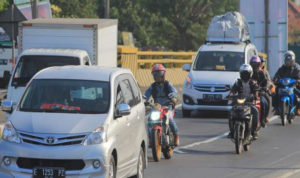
[0,0,11,13]
[50,0,99,18]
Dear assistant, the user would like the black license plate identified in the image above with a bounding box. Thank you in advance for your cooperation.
[33,167,65,178]
[0,59,8,65]
[203,94,222,102]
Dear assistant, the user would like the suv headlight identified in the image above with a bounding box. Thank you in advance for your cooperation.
[2,121,21,143]
[184,77,193,89]
[82,127,106,146]
[150,111,161,121]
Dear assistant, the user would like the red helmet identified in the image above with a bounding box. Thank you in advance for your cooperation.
[151,64,166,82]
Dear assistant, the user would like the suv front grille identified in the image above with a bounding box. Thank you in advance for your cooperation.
[194,85,229,93]
[19,132,87,146]
[17,158,85,170]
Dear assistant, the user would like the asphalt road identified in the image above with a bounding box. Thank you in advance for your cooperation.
[145,107,300,178]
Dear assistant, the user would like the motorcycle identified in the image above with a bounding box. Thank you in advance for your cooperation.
[228,95,253,154]
[277,78,297,126]
[145,102,175,162]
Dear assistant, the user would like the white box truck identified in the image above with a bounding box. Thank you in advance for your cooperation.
[6,18,118,114]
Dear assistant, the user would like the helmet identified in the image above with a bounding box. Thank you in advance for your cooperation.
[249,56,261,71]
[284,50,295,68]
[151,64,166,82]
[239,64,253,82]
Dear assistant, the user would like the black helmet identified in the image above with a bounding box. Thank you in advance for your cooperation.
[239,64,253,82]
[284,50,296,68]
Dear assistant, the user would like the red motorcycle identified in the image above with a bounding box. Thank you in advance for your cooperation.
[146,103,175,162]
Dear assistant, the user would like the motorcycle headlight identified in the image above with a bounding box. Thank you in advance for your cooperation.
[237,98,246,104]
[150,111,161,121]
[184,77,193,89]
[82,127,105,146]
[2,121,21,144]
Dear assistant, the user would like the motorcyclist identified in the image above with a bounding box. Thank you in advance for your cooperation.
[273,51,300,114]
[249,56,269,127]
[144,64,180,146]
[227,64,259,140]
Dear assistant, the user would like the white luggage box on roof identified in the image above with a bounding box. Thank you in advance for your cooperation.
[206,11,250,43]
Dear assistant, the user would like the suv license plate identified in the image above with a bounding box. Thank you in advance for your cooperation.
[33,167,65,178]
[203,94,222,101]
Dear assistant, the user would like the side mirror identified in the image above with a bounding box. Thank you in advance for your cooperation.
[182,64,191,72]
[1,100,13,113]
[116,103,131,117]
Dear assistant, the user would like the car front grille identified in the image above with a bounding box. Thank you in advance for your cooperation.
[19,132,87,146]
[17,158,85,170]
[194,84,229,93]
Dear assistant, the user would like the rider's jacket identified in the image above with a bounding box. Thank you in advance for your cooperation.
[144,81,177,106]
[231,79,258,99]
[273,63,300,82]
[252,70,268,89]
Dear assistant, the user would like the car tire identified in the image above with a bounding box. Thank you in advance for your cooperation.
[182,107,191,117]
[108,155,116,178]
[132,147,145,178]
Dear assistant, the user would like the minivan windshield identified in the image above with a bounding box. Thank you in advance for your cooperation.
[20,79,110,114]
[12,55,80,87]
[193,51,244,72]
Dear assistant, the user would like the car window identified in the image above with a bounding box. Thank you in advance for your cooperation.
[120,79,135,107]
[115,85,125,106]
[127,75,141,104]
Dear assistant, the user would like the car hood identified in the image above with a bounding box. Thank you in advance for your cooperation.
[190,71,239,85]
[10,111,108,134]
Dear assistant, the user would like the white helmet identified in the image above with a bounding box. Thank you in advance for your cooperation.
[239,64,253,82]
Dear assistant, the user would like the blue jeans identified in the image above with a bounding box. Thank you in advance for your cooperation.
[169,109,178,135]
[260,94,268,122]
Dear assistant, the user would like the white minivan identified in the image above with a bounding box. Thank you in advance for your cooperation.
[1,66,148,177]
[182,42,258,117]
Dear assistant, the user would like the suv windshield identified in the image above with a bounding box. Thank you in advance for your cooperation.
[20,79,110,114]
[12,55,80,87]
[193,51,244,71]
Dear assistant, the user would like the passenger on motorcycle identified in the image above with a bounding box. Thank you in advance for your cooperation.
[144,64,180,146]
[227,64,259,139]
[273,51,300,114]
[250,56,269,127]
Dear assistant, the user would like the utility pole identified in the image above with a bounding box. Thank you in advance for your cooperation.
[104,0,110,18]
[31,0,39,19]
[11,4,15,65]
[265,0,269,67]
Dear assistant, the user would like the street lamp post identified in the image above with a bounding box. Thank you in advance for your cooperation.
[105,0,110,18]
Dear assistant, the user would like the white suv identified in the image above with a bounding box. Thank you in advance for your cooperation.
[182,42,258,117]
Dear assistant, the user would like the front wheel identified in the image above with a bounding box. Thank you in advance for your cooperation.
[234,123,243,154]
[132,148,145,178]
[151,129,161,162]
[280,102,287,126]
[162,147,173,159]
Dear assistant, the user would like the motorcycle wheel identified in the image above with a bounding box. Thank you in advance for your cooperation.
[243,144,250,151]
[280,102,287,126]
[151,129,161,162]
[234,124,243,154]
[162,147,173,159]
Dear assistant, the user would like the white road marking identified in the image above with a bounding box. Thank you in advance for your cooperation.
[174,115,279,154]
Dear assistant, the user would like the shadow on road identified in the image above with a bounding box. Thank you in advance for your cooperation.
[180,149,233,155]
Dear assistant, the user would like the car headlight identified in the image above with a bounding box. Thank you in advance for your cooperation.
[237,98,246,104]
[82,127,105,146]
[150,111,161,121]
[184,77,193,89]
[2,121,21,143]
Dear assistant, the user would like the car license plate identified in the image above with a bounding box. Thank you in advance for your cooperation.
[33,167,65,178]
[0,59,8,65]
[203,94,222,102]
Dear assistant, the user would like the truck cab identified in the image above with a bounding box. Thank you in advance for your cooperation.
[182,42,258,116]
[6,48,91,116]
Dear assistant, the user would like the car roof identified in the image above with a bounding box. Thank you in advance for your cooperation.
[199,43,247,52]
[34,66,132,82]
[20,48,89,59]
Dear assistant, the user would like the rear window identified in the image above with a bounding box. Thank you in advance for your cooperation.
[12,55,80,87]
